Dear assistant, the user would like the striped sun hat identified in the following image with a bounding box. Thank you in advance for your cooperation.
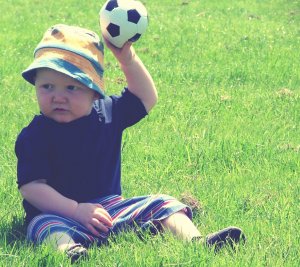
[22,24,105,98]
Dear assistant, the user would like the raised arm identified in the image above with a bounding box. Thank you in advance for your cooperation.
[105,40,158,112]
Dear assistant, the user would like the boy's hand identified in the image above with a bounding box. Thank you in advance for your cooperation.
[104,37,135,67]
[72,203,113,237]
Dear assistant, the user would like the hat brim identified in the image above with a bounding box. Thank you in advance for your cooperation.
[22,57,105,99]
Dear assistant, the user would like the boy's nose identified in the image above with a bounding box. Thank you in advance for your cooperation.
[53,91,67,103]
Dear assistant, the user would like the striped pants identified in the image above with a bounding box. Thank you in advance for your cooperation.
[27,194,192,246]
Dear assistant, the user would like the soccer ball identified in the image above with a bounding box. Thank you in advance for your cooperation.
[99,0,148,48]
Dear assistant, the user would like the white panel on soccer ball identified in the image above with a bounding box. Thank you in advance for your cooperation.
[137,16,148,34]
[99,9,112,31]
[134,1,147,17]
[111,35,128,48]
[108,8,128,25]
[99,10,111,34]
[121,22,138,41]
[117,0,135,10]
[100,5,112,23]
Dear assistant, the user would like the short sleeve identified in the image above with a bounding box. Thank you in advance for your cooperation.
[15,129,52,188]
[111,88,148,130]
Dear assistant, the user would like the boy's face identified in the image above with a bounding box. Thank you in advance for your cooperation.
[35,68,98,123]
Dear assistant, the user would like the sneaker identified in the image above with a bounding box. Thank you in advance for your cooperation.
[66,243,88,264]
[205,226,246,252]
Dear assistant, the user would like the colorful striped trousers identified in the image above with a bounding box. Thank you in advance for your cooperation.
[27,194,192,246]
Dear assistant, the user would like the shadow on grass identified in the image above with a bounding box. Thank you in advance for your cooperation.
[1,216,27,246]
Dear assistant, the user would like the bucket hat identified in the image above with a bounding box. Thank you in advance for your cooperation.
[22,24,105,98]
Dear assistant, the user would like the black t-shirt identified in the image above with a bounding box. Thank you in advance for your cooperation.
[15,88,147,223]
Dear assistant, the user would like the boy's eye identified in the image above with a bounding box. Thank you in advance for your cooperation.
[67,85,80,91]
[41,84,53,90]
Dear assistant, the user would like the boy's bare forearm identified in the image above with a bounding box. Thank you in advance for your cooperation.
[20,181,78,218]
[120,53,158,112]
[104,40,158,112]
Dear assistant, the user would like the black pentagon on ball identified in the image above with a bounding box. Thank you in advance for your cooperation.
[128,33,141,42]
[107,23,120,37]
[127,9,141,24]
[105,0,118,11]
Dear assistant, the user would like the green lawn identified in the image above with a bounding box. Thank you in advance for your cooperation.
[0,0,299,266]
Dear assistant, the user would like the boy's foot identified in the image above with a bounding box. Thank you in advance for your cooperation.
[205,226,246,252]
[66,244,88,264]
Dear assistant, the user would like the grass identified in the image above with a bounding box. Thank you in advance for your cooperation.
[0,0,299,266]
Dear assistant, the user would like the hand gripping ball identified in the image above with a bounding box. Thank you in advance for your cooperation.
[99,0,148,48]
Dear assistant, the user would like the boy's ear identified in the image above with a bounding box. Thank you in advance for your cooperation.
[93,92,100,101]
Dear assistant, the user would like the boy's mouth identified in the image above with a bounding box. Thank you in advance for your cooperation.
[54,108,68,112]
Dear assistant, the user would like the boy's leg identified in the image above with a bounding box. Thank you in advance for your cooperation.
[160,210,246,251]
[160,210,202,241]
[43,231,76,251]
[44,232,88,263]
[27,214,91,263]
